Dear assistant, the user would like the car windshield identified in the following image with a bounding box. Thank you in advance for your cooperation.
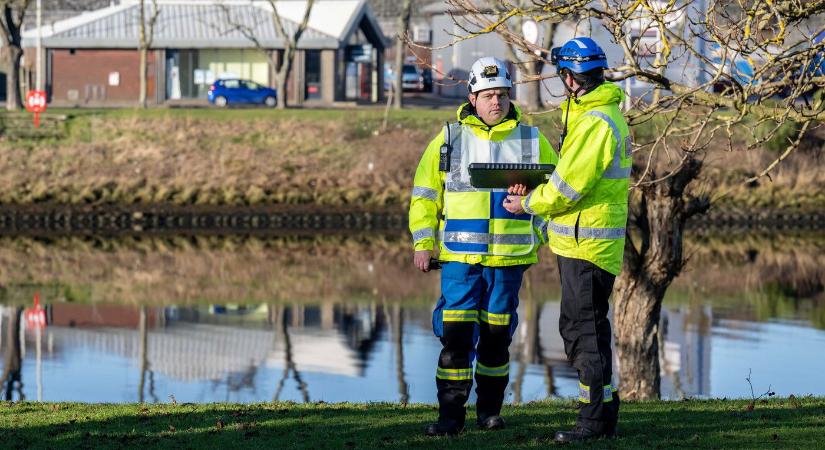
[402,65,419,75]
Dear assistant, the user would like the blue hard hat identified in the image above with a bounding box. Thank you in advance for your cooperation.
[550,37,608,73]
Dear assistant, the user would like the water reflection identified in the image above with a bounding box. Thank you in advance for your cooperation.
[3,295,824,403]
[0,233,823,403]
[1,307,23,401]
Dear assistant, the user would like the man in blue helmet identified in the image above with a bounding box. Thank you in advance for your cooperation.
[503,37,631,442]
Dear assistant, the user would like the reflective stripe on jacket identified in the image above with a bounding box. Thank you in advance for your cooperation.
[409,103,557,267]
[522,83,631,275]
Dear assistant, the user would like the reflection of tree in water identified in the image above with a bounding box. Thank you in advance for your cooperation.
[336,304,386,374]
[512,281,556,403]
[1,307,24,401]
[271,305,309,403]
[383,303,408,405]
[680,234,825,329]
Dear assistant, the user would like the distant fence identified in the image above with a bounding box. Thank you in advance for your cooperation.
[688,210,825,232]
[0,208,408,236]
[0,207,819,236]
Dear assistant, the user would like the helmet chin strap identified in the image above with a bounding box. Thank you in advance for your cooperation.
[558,72,584,152]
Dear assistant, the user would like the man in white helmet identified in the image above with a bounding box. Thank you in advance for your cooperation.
[408,56,557,436]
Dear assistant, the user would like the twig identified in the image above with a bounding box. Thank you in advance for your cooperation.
[745,368,775,410]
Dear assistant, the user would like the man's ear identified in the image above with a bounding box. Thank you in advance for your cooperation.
[468,93,477,107]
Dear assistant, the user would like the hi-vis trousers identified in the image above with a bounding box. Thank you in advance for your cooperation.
[432,262,528,425]
[557,255,620,433]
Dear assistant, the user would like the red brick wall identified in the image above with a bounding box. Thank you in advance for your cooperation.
[50,304,161,328]
[50,49,156,104]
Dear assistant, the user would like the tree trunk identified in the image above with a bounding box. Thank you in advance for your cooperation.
[139,47,148,108]
[5,45,23,111]
[613,270,664,399]
[520,61,543,112]
[613,156,709,400]
[393,0,412,110]
[276,61,289,109]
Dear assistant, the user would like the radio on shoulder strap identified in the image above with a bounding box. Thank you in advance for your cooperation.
[439,121,453,172]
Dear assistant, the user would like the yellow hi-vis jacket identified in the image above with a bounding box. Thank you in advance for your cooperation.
[521,83,631,275]
[409,103,558,267]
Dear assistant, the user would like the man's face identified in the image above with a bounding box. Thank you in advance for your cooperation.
[561,70,579,92]
[469,88,511,126]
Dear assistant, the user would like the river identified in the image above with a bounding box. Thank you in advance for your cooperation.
[1,232,823,403]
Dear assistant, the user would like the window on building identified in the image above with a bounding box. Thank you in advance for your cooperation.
[305,50,321,100]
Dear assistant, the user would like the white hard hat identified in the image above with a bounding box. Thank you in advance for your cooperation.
[468,57,512,93]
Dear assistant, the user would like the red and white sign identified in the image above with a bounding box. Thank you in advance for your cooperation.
[25,90,47,113]
[25,90,47,128]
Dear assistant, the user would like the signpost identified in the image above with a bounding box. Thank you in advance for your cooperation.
[25,0,47,128]
[25,90,48,128]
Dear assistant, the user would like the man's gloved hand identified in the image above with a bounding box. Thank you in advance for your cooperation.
[414,250,433,272]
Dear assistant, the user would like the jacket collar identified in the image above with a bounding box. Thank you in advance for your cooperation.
[560,82,624,123]
[456,102,522,139]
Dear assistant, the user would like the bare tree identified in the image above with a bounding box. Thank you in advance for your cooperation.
[393,0,412,109]
[486,0,556,111]
[0,0,29,111]
[267,0,315,108]
[137,0,159,108]
[441,0,825,399]
[220,1,315,109]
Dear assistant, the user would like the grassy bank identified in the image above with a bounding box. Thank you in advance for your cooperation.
[2,398,823,449]
[0,108,822,213]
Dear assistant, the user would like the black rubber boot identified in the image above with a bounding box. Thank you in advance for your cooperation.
[424,418,464,437]
[554,424,614,443]
[476,415,506,430]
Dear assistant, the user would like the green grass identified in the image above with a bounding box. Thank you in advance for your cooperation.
[1,398,823,449]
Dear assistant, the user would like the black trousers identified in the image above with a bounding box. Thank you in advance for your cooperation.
[557,255,620,433]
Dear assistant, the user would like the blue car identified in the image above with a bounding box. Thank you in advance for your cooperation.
[208,79,277,107]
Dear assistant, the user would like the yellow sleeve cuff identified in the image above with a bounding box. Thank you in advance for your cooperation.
[414,238,435,251]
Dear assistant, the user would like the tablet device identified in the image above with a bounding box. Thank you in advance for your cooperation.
[468,163,555,189]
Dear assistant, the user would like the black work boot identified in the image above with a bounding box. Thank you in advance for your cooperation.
[424,418,464,437]
[604,420,618,438]
[554,424,614,443]
[476,414,505,430]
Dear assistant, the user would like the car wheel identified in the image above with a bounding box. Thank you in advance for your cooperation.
[264,96,276,107]
[214,96,228,107]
